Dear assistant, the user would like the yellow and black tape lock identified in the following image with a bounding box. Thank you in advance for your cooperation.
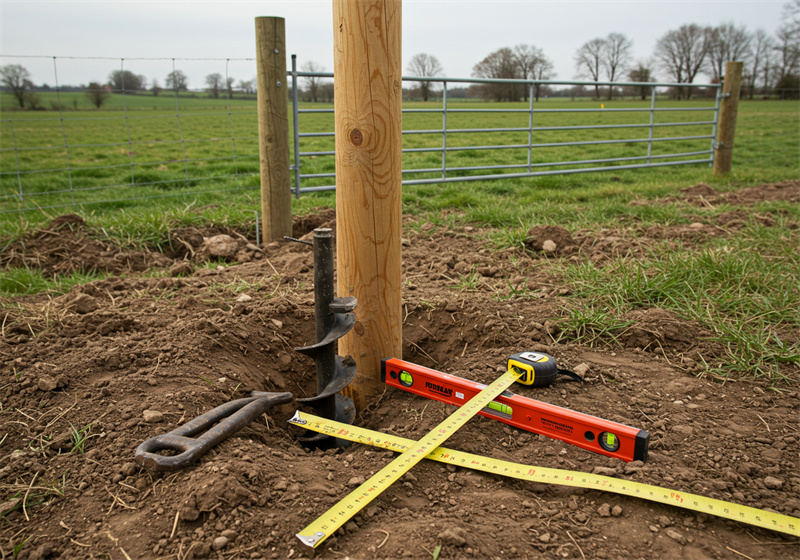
[294,366,526,548]
[289,411,800,538]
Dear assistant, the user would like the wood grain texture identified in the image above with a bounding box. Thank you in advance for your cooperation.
[713,61,743,176]
[333,0,403,410]
[255,17,292,242]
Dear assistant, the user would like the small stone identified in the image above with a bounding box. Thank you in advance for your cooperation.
[220,529,238,541]
[689,222,704,229]
[597,503,612,517]
[345,521,359,533]
[649,525,659,532]
[538,532,551,543]
[38,375,58,392]
[592,466,618,477]
[611,505,623,517]
[658,516,672,527]
[142,410,164,423]
[348,476,365,487]
[763,476,783,489]
[541,239,557,253]
[120,462,137,477]
[573,363,590,376]
[204,235,239,258]
[212,536,229,551]
[575,512,587,523]
[665,529,686,545]
[236,294,252,303]
[271,318,283,329]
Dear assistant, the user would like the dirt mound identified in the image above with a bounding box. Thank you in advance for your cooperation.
[680,182,718,197]
[1,186,798,560]
[1,215,172,276]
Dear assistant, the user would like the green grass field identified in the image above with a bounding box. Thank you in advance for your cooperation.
[1,94,798,383]
[1,95,797,226]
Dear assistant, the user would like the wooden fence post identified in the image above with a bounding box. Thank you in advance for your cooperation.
[255,16,292,242]
[333,0,403,410]
[713,61,743,175]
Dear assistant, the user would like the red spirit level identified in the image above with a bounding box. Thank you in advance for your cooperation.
[381,357,649,463]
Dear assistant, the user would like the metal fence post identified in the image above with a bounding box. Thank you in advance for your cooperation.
[291,54,302,199]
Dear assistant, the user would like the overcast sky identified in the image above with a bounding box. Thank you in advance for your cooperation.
[0,1,789,90]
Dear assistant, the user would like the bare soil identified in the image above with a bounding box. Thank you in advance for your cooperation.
[1,181,799,560]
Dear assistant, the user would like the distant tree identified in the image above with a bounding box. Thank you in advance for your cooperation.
[784,0,800,36]
[225,76,235,99]
[654,24,711,99]
[574,38,606,98]
[238,78,256,95]
[165,70,188,91]
[108,70,143,92]
[1,64,32,108]
[300,61,327,102]
[151,78,161,97]
[321,82,334,103]
[512,45,555,101]
[205,73,223,98]
[406,53,443,102]
[628,60,656,100]
[705,23,752,83]
[747,30,774,97]
[137,75,148,91]
[774,4,800,84]
[472,47,519,101]
[603,33,633,99]
[85,82,111,108]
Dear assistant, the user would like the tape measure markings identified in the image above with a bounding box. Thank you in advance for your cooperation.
[295,367,525,548]
[289,411,800,538]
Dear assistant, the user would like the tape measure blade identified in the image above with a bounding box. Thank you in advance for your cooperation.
[290,412,800,538]
[296,368,524,548]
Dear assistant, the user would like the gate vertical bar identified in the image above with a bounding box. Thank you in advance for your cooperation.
[646,85,656,164]
[442,81,447,180]
[291,54,302,199]
[710,83,722,167]
[527,83,534,172]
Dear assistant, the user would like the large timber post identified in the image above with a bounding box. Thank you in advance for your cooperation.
[333,0,403,410]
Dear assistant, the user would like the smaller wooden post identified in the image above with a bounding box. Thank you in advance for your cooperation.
[713,61,743,175]
[255,16,292,242]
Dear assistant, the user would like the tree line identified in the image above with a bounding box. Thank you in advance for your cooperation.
[2,1,798,108]
[0,66,259,109]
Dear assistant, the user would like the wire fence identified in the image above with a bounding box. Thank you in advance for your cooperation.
[0,54,728,214]
[1,55,260,214]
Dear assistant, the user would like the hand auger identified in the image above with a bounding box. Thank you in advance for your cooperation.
[290,228,357,449]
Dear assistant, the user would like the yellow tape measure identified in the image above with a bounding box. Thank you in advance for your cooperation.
[290,411,800,538]
[295,366,526,548]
